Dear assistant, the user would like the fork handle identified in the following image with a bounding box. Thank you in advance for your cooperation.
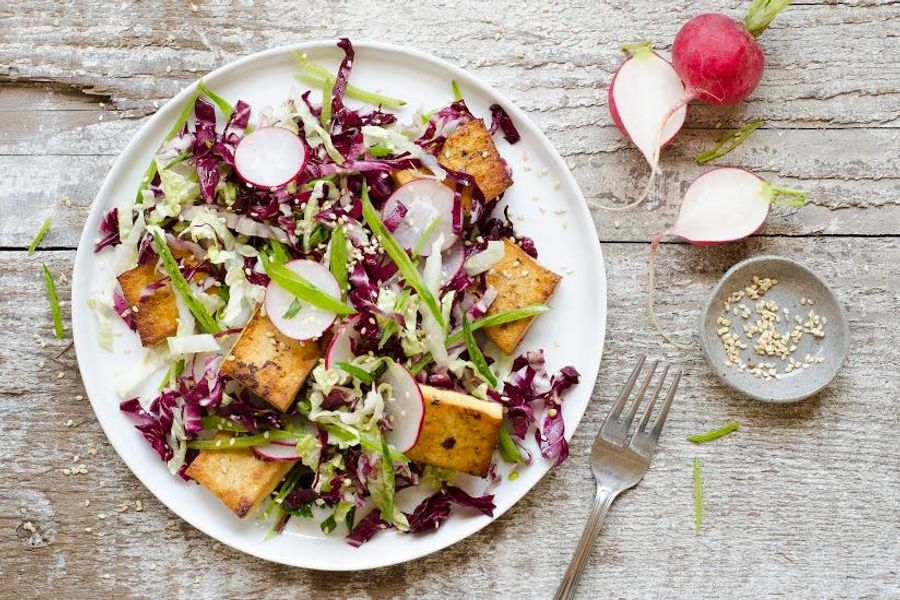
[553,487,618,600]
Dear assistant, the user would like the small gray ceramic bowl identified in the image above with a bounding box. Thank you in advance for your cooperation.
[699,255,849,403]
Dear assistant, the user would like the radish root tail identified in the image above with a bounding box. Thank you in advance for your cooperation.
[591,91,694,213]
[589,167,656,212]
[647,235,693,350]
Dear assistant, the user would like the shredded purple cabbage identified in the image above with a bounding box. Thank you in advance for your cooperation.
[407,486,496,533]
[489,103,521,144]
[488,351,580,466]
[345,510,390,547]
[94,207,121,253]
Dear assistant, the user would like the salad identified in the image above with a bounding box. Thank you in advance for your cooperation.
[93,39,580,546]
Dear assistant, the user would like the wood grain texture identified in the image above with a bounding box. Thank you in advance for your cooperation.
[1,0,899,598]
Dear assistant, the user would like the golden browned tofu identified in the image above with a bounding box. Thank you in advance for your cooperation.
[221,307,320,412]
[117,261,178,347]
[438,119,513,201]
[484,240,561,355]
[390,168,424,188]
[406,385,503,477]
[185,435,294,518]
[390,168,474,214]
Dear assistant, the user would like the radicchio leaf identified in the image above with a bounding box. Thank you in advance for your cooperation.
[345,509,390,547]
[489,103,521,144]
[406,486,495,533]
[94,207,121,253]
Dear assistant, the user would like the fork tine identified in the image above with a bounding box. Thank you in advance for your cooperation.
[602,355,646,428]
[648,368,682,440]
[620,360,658,432]
[636,364,670,433]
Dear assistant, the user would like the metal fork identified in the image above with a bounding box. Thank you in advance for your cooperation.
[554,355,682,600]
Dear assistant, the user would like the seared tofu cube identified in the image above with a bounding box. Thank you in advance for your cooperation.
[185,435,294,518]
[484,240,561,355]
[390,168,424,188]
[438,119,513,201]
[117,261,178,347]
[221,307,320,412]
[406,385,503,477]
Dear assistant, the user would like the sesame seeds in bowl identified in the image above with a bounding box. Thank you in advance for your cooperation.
[699,255,849,403]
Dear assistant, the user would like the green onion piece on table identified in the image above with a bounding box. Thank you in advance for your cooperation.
[693,457,703,533]
[687,422,741,444]
[29,218,52,255]
[695,120,764,165]
[42,264,65,339]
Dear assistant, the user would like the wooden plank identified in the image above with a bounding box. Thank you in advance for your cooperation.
[1,2,898,126]
[0,104,897,247]
[2,240,897,597]
[0,86,900,248]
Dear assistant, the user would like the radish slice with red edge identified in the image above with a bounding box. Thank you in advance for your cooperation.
[253,443,301,462]
[647,167,809,349]
[380,361,425,453]
[609,43,686,168]
[601,42,687,211]
[265,259,340,341]
[325,316,359,370]
[440,240,465,287]
[382,179,457,255]
[234,126,307,188]
[666,167,803,244]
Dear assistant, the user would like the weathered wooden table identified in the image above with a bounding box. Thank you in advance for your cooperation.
[2,1,898,597]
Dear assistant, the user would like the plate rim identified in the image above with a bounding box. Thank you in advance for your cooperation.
[71,38,607,570]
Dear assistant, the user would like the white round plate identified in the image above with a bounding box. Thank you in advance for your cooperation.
[71,40,607,570]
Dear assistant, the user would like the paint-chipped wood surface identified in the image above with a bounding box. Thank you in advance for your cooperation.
[1,1,898,598]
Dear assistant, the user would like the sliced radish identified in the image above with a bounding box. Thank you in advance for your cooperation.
[380,362,425,453]
[668,168,773,244]
[440,240,465,287]
[381,179,457,256]
[325,316,359,369]
[647,167,809,349]
[253,443,301,462]
[265,259,340,340]
[609,43,687,172]
[234,126,307,188]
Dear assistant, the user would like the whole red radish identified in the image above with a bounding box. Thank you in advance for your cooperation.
[672,0,793,106]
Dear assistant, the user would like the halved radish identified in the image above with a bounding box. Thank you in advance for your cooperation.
[325,316,359,369]
[647,167,809,348]
[380,361,425,453]
[600,42,688,211]
[667,168,809,244]
[265,259,340,340]
[440,240,465,287]
[234,126,307,188]
[253,443,301,462]
[609,42,687,173]
[381,179,457,255]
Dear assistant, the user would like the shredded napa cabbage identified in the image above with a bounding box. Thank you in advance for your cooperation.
[421,235,448,366]
[87,287,119,351]
[167,333,219,356]
[361,125,447,180]
[150,165,200,224]
[179,206,264,328]
[465,240,505,276]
